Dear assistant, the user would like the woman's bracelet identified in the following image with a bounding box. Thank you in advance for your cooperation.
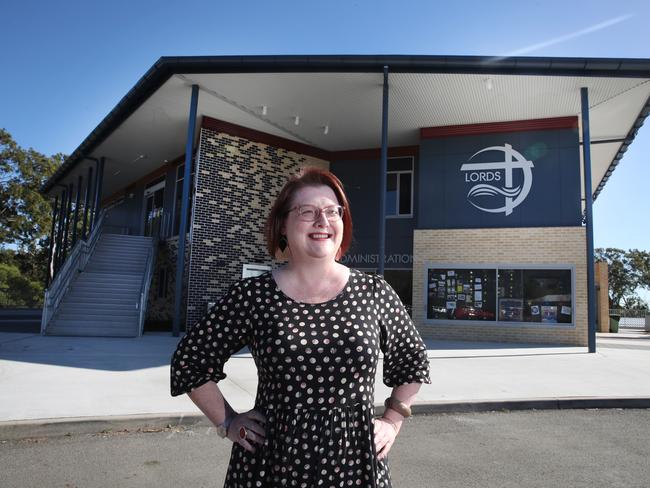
[384,396,412,419]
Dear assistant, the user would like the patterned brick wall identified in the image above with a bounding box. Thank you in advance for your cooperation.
[595,260,609,333]
[185,128,329,330]
[413,227,588,346]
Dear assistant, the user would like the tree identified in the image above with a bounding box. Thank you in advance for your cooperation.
[595,248,650,309]
[0,129,64,306]
[1,128,64,253]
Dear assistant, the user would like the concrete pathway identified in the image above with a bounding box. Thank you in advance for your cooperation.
[1,330,648,435]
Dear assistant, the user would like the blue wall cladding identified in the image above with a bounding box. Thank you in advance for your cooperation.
[418,128,582,229]
[330,157,416,268]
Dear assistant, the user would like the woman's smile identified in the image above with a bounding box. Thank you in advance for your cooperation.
[283,185,344,261]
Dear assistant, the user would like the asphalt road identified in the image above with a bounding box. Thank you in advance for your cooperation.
[1,409,649,487]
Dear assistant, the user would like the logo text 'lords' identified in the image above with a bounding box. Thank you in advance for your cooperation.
[460,143,534,216]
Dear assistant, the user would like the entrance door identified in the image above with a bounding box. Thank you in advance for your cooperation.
[143,177,166,237]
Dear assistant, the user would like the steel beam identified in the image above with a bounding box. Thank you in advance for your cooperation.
[72,175,82,246]
[173,84,199,336]
[45,195,59,288]
[54,186,67,274]
[581,87,597,353]
[93,157,105,225]
[378,66,389,276]
[82,165,93,240]
[62,183,73,262]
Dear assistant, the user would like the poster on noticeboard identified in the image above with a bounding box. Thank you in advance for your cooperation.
[427,268,496,321]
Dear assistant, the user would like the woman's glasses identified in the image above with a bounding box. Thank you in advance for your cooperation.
[287,205,344,222]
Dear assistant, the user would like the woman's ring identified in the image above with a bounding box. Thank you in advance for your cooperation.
[239,426,248,440]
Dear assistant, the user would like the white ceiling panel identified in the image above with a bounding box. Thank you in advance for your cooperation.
[75,71,649,200]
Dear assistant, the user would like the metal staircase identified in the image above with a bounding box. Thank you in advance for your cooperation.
[42,212,157,337]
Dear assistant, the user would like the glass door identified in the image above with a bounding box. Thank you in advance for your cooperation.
[143,177,166,237]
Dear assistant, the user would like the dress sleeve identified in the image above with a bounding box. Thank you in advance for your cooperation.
[375,275,431,387]
[170,280,251,397]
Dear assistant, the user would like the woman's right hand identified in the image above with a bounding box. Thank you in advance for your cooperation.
[226,409,267,453]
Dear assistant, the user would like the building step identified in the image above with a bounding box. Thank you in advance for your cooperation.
[73,277,142,287]
[84,266,145,274]
[56,310,139,321]
[91,251,148,262]
[95,245,151,252]
[62,296,139,306]
[70,284,141,294]
[45,325,139,338]
[62,294,139,305]
[64,284,140,294]
[48,317,139,328]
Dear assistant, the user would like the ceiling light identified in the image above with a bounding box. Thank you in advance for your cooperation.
[323,125,329,135]
[113,170,121,176]
[132,154,147,163]
[261,105,267,116]
[294,115,300,126]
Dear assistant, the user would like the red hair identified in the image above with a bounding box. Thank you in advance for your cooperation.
[265,167,353,259]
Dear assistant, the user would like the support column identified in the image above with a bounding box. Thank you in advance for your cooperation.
[378,66,389,276]
[581,87,597,353]
[93,157,105,225]
[62,182,73,262]
[173,84,199,337]
[82,165,93,240]
[54,187,67,274]
[72,174,82,246]
[45,195,59,288]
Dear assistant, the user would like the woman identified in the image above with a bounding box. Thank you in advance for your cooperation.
[171,167,431,487]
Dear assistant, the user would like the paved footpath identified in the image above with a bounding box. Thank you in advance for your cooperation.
[0,330,649,438]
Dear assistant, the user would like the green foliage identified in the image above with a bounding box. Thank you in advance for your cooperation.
[595,248,650,310]
[0,262,42,307]
[0,129,64,307]
[1,128,64,252]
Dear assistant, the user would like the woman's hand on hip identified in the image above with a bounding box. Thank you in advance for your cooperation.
[374,417,400,460]
[227,409,267,453]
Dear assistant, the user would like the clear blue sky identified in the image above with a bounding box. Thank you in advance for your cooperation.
[1,0,648,254]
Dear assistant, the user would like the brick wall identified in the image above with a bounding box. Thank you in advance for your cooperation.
[413,227,587,346]
[595,260,609,333]
[184,128,329,330]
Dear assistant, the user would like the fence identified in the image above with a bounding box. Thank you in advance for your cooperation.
[609,309,649,329]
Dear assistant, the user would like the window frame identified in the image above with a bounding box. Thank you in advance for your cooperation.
[423,262,576,328]
[386,156,414,219]
[172,160,196,237]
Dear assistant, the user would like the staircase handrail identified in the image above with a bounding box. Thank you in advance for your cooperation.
[41,210,106,334]
[137,236,158,337]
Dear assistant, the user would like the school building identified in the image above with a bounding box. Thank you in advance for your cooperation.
[39,55,650,347]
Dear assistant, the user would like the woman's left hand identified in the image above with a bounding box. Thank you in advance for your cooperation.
[373,417,400,460]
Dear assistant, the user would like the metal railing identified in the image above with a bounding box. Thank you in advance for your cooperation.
[136,237,158,337]
[609,309,650,329]
[40,209,106,334]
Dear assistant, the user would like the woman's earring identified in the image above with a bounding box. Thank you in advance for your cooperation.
[279,235,288,252]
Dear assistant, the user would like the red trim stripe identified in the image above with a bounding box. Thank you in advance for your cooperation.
[201,116,330,161]
[420,116,579,139]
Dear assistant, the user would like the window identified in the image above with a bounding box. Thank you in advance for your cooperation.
[173,161,196,236]
[386,157,413,217]
[427,268,497,321]
[426,265,573,325]
[498,269,572,324]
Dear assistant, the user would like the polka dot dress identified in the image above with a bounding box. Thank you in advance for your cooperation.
[171,269,431,487]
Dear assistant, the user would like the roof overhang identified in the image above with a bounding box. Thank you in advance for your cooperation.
[42,55,650,202]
